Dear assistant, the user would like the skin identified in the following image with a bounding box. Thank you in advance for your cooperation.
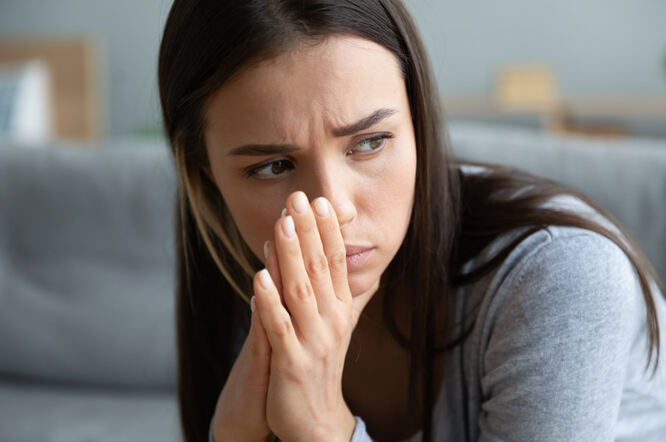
[204,35,417,440]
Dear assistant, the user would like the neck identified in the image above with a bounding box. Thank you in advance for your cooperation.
[351,285,414,353]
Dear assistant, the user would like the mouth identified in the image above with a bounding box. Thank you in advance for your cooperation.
[344,245,374,271]
[344,244,373,256]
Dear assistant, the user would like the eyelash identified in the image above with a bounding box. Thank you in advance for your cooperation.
[243,133,393,179]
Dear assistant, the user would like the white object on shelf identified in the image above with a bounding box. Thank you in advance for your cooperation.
[0,60,53,144]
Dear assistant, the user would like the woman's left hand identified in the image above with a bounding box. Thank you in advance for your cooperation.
[252,191,358,442]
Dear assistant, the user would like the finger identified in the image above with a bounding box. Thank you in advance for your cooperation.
[263,240,284,306]
[253,268,301,357]
[274,214,322,342]
[233,297,270,392]
[287,191,337,317]
[242,296,271,385]
[249,296,271,358]
[312,197,351,305]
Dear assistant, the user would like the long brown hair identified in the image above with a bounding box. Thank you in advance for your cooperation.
[158,1,662,441]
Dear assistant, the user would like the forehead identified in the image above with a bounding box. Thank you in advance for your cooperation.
[204,35,406,147]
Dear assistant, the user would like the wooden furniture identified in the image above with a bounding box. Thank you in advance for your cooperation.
[494,65,559,112]
[442,93,666,138]
[443,64,666,138]
[0,38,101,141]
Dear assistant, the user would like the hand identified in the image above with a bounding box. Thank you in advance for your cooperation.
[253,191,358,442]
[210,293,273,442]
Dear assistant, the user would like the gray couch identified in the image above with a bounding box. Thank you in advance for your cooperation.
[1,123,664,441]
[0,141,181,441]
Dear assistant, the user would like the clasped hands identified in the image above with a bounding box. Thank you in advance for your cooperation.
[213,191,360,442]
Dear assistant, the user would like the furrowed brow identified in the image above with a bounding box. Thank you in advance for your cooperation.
[225,108,397,157]
[226,144,299,157]
[331,108,398,137]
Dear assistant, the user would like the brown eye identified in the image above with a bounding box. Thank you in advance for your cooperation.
[270,160,291,175]
[246,159,294,179]
[353,134,391,153]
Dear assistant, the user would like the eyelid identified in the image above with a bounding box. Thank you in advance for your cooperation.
[350,131,392,147]
[349,132,392,155]
[243,133,392,179]
[242,156,295,179]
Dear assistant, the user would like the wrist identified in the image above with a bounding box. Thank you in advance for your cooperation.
[310,408,356,442]
[341,411,358,442]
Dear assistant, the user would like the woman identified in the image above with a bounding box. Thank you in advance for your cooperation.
[158,1,666,441]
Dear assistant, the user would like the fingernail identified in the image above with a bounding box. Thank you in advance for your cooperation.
[250,296,256,312]
[281,207,287,217]
[314,198,329,217]
[263,240,269,261]
[293,192,308,214]
[282,216,295,238]
[258,268,272,290]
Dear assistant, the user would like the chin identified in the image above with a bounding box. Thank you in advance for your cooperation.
[348,273,380,298]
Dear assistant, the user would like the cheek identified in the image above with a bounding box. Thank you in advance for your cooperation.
[388,140,417,207]
[220,189,281,261]
[366,142,416,235]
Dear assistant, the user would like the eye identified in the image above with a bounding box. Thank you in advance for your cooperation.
[352,134,392,154]
[245,159,294,179]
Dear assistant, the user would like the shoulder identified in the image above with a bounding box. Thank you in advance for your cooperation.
[505,224,638,295]
[451,180,665,439]
[455,181,651,354]
[465,226,649,440]
[462,188,644,322]
[482,225,644,340]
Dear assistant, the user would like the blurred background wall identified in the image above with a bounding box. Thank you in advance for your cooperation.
[0,0,172,139]
[1,0,664,140]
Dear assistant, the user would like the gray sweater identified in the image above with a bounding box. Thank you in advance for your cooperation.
[212,198,666,441]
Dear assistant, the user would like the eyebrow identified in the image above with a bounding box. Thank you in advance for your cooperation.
[332,107,398,137]
[225,107,398,157]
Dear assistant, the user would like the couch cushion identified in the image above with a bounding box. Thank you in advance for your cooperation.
[0,379,180,442]
[448,122,666,282]
[0,141,177,388]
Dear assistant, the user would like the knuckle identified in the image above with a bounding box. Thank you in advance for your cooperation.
[329,250,347,271]
[312,336,332,359]
[330,310,350,338]
[288,281,313,302]
[273,316,294,339]
[306,253,329,276]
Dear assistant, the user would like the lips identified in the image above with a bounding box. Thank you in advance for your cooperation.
[344,245,374,272]
[344,244,373,256]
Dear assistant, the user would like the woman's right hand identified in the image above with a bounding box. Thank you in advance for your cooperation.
[211,295,272,442]
[210,241,283,442]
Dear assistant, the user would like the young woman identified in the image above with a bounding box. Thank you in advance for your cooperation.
[157,1,666,441]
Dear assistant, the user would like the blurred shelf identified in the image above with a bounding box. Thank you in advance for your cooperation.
[441,94,666,119]
[0,37,102,141]
[441,94,666,138]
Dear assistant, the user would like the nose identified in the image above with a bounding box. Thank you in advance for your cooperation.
[302,160,356,229]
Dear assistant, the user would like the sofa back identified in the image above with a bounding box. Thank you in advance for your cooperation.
[0,141,177,389]
[1,125,664,389]
[449,122,666,283]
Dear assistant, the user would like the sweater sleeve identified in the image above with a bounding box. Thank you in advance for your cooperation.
[350,415,373,442]
[477,229,644,442]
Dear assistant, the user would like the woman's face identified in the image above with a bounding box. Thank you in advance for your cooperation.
[204,35,417,313]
